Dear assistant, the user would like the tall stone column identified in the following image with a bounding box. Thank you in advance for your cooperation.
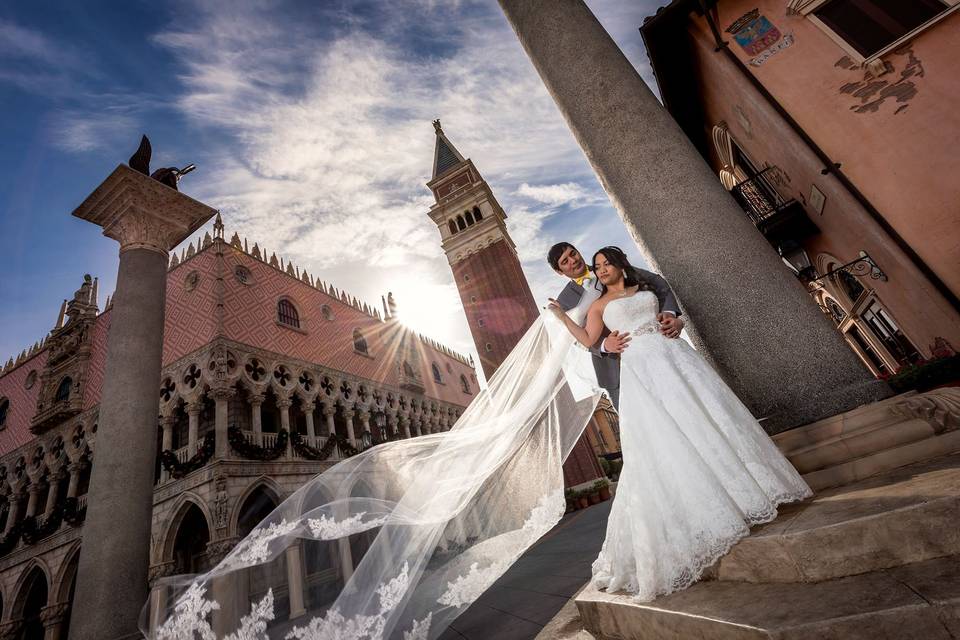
[285,543,306,619]
[44,471,63,517]
[185,400,202,454]
[304,400,316,439]
[66,464,83,499]
[212,387,233,459]
[497,0,889,431]
[25,484,43,518]
[41,603,70,640]
[69,164,216,640]
[159,416,174,482]
[323,405,336,438]
[250,392,264,445]
[278,397,293,458]
[343,409,357,446]
[4,493,22,535]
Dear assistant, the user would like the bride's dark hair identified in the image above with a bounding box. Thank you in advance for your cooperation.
[591,246,652,295]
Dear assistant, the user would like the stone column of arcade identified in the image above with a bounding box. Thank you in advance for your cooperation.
[69,164,216,640]
[498,0,889,431]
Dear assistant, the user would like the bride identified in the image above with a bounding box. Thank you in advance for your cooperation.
[547,246,811,599]
[145,248,810,639]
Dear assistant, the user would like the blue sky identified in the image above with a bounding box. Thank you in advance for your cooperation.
[0,0,663,371]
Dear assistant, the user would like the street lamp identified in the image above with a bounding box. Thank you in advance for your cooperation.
[778,240,816,283]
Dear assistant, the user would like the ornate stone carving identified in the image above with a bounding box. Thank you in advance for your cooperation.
[892,388,960,435]
[206,537,239,565]
[71,164,217,256]
[213,473,229,530]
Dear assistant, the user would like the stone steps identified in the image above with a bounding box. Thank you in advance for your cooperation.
[773,388,960,491]
[577,554,960,640]
[717,453,960,583]
[576,453,960,639]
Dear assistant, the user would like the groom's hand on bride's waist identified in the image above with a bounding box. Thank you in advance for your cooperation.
[658,313,684,339]
[603,331,631,353]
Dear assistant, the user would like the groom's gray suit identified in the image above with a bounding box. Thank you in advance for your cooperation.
[557,267,682,410]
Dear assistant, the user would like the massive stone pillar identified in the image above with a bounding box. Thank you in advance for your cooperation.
[497,0,889,430]
[69,164,216,640]
[212,387,233,459]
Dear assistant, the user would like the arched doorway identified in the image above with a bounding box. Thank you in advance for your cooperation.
[299,487,341,611]
[236,486,289,623]
[172,503,210,574]
[15,567,47,640]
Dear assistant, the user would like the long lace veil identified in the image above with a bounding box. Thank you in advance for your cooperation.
[142,299,604,639]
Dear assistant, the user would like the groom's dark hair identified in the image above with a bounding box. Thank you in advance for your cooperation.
[547,242,576,271]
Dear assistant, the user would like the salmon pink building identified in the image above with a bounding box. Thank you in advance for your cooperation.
[642,0,960,378]
[0,216,478,637]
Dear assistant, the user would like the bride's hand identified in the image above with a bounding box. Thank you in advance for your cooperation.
[546,299,565,318]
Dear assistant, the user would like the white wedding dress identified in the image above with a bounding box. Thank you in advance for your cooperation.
[145,291,810,639]
[590,291,812,600]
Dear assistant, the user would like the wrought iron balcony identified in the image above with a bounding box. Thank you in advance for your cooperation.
[730,168,819,246]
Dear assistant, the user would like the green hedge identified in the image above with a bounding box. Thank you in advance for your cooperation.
[883,354,960,394]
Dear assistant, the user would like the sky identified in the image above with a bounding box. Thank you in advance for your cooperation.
[0,0,664,375]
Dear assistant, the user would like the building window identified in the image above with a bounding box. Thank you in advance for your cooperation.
[403,361,415,377]
[460,374,471,394]
[477,317,485,328]
[465,210,475,225]
[431,363,442,383]
[813,0,947,58]
[860,300,922,367]
[457,215,466,231]
[0,398,8,429]
[835,269,865,306]
[448,220,457,235]
[484,342,492,352]
[184,270,200,292]
[473,206,483,221]
[235,265,252,285]
[321,304,334,321]
[470,296,477,304]
[446,363,453,374]
[55,377,72,403]
[24,370,37,390]
[825,298,847,325]
[846,325,889,375]
[277,299,300,328]
[353,328,368,354]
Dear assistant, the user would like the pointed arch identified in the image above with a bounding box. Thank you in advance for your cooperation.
[465,210,475,226]
[53,540,82,605]
[473,206,483,221]
[231,477,283,537]
[11,561,50,630]
[448,220,457,235]
[160,493,214,563]
[456,215,466,231]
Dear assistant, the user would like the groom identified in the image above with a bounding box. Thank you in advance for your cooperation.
[548,242,684,409]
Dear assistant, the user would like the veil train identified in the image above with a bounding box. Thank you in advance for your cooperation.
[143,297,605,639]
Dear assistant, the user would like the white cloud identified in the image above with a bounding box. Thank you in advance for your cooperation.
[155,0,662,371]
[515,182,592,207]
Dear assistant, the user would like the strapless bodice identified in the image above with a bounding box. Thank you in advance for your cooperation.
[602,291,661,336]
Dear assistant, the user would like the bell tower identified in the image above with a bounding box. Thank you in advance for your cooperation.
[426,120,540,380]
[426,121,604,488]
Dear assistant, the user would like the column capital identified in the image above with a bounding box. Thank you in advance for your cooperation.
[342,409,355,420]
[276,396,294,410]
[322,404,337,417]
[160,414,178,427]
[248,392,265,406]
[72,164,217,255]
[185,400,204,415]
[210,386,235,401]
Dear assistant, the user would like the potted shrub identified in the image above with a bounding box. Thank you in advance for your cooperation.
[576,490,590,510]
[593,479,611,501]
[564,488,577,512]
[587,486,601,505]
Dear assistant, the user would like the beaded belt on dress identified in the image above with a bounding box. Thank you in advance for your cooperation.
[630,322,661,336]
